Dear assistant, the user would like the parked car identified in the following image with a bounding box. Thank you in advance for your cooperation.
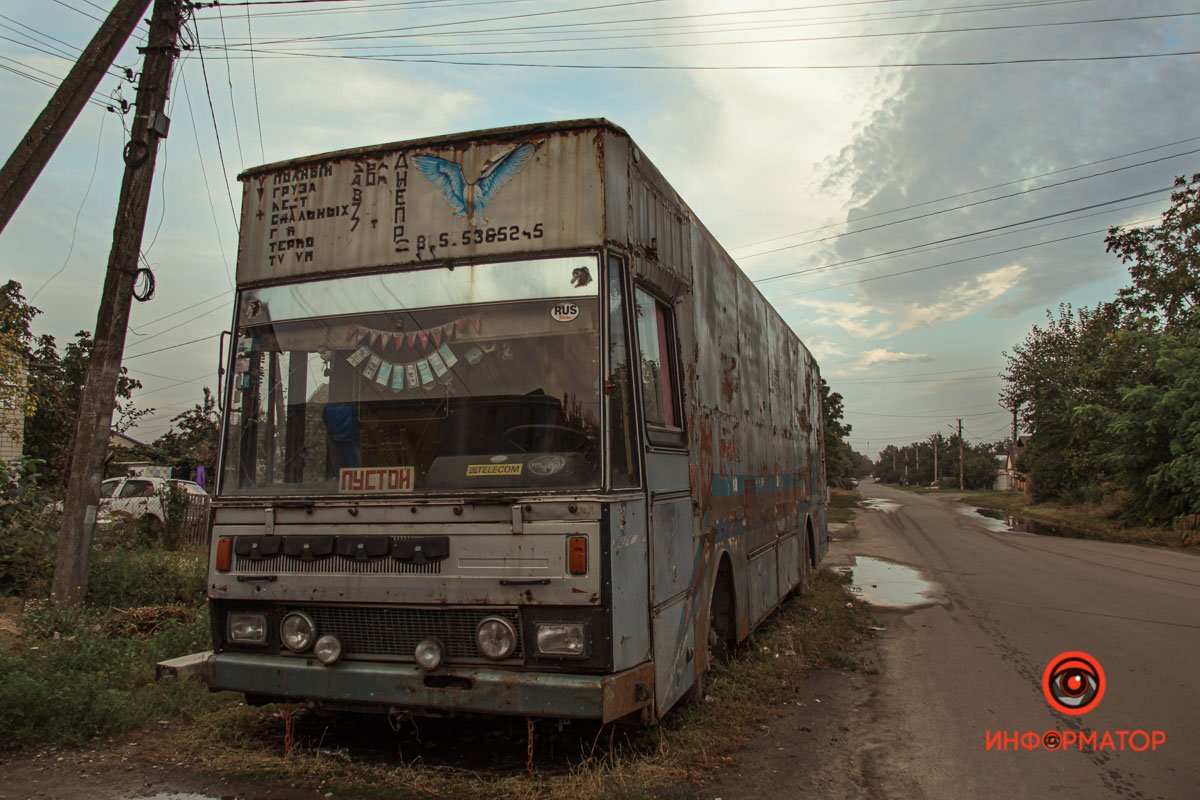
[96,476,207,532]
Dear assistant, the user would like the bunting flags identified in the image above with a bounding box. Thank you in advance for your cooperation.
[344,342,484,395]
[344,315,481,356]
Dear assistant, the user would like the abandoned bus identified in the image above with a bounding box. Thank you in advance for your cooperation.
[196,119,828,724]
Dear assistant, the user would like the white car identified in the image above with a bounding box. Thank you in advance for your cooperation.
[97,476,207,532]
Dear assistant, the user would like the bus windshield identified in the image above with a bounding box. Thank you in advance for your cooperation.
[221,256,601,496]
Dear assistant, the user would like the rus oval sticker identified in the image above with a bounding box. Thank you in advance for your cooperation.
[551,302,579,322]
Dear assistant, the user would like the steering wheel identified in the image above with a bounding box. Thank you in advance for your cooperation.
[501,424,590,453]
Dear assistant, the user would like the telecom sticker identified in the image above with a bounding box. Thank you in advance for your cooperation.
[466,464,523,476]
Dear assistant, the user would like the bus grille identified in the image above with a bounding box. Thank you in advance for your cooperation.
[232,554,440,575]
[286,606,523,662]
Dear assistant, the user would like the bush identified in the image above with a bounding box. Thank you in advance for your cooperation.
[0,605,220,750]
[88,549,207,608]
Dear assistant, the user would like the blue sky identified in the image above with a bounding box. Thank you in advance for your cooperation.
[2,0,1198,455]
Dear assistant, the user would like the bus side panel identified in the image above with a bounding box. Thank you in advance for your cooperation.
[610,497,651,671]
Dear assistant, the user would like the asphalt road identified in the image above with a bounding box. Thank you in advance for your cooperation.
[821,481,1200,800]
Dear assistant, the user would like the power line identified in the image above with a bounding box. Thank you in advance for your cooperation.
[179,68,237,289]
[31,110,108,300]
[745,148,1200,263]
[244,4,266,161]
[214,10,1200,59]
[835,366,1004,382]
[215,47,1200,70]
[732,134,1200,252]
[796,216,1158,296]
[215,5,246,169]
[189,19,242,237]
[757,187,1172,285]
[124,332,223,360]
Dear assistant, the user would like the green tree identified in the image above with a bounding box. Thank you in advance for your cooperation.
[820,378,855,488]
[1106,173,1199,329]
[152,387,219,473]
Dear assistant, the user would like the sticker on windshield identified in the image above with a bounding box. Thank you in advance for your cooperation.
[340,467,414,493]
[417,359,435,385]
[346,346,371,367]
[375,362,393,386]
[552,302,579,322]
[438,343,458,369]
[466,464,523,477]
[390,365,405,390]
[428,350,449,378]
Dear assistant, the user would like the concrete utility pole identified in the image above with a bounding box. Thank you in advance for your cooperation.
[52,0,184,607]
[932,435,938,483]
[0,0,153,234]
[958,418,965,491]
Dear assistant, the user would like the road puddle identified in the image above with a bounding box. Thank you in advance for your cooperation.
[843,556,936,608]
[128,795,219,800]
[971,507,1069,537]
[860,497,902,513]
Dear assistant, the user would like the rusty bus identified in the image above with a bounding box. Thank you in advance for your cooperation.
[189,119,828,724]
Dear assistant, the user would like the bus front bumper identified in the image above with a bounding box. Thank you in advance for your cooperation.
[205,652,655,723]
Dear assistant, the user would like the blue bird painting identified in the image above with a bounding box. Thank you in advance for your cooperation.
[412,142,536,224]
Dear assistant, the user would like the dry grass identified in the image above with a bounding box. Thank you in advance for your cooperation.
[960,491,1196,548]
[175,570,873,800]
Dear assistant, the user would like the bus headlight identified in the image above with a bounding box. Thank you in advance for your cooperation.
[228,613,267,645]
[415,638,444,670]
[475,617,517,660]
[535,623,587,656]
[314,634,343,666]
[280,611,316,652]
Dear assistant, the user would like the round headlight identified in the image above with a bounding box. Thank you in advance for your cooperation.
[415,638,444,670]
[476,616,517,660]
[314,634,342,665]
[280,611,315,652]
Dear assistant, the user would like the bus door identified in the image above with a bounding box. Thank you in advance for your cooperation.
[633,286,694,713]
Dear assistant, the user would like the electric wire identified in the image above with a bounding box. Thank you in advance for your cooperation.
[180,66,237,289]
[244,4,266,160]
[189,18,243,236]
[30,110,108,301]
[216,4,246,168]
[733,134,1200,251]
[755,187,1173,286]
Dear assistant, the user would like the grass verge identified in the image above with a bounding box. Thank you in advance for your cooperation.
[175,570,875,800]
[828,488,861,525]
[958,491,1195,548]
[0,547,231,751]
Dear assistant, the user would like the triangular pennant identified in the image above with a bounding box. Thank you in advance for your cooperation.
[392,333,403,349]
[346,325,358,342]
[470,316,482,333]
[407,332,418,348]
[418,331,430,350]
[432,328,443,347]
[455,318,467,332]
[443,322,455,340]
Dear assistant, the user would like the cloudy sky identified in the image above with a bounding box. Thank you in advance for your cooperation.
[2,0,1198,459]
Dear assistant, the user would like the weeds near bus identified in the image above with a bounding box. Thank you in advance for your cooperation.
[0,481,222,751]
[177,570,874,799]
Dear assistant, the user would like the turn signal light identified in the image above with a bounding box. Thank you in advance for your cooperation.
[215,537,233,572]
[567,535,587,575]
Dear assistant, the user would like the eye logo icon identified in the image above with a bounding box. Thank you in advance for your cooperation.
[1042,651,1105,715]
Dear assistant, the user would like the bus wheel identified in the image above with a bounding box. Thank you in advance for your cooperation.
[685,575,734,705]
[800,528,814,593]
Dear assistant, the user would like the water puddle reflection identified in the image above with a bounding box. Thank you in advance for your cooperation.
[971,507,1069,537]
[860,497,902,513]
[842,556,937,608]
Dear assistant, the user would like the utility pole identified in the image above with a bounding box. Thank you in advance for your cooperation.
[0,0,153,233]
[931,435,938,484]
[958,418,965,491]
[52,0,184,607]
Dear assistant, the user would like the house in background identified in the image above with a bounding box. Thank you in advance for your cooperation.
[0,350,27,464]
[994,438,1028,492]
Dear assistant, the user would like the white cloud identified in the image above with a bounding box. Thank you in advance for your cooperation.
[851,348,932,372]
